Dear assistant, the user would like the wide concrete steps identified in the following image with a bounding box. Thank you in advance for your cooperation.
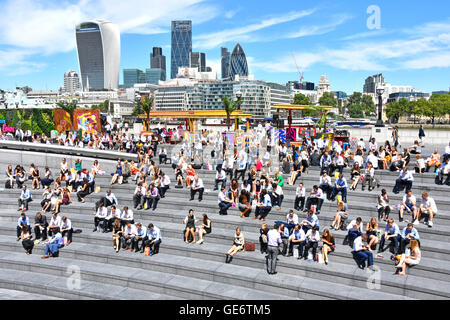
[0,243,288,300]
[0,235,417,300]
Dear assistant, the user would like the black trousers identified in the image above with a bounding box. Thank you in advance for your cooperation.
[47,227,60,238]
[131,236,146,251]
[255,206,271,219]
[121,236,133,249]
[94,217,109,231]
[294,196,305,211]
[303,241,318,260]
[289,240,305,256]
[77,189,89,201]
[158,185,169,198]
[34,225,48,240]
[319,185,332,199]
[62,229,73,243]
[143,238,161,254]
[146,196,160,210]
[95,197,115,210]
[305,197,324,212]
[133,194,142,208]
[190,188,204,200]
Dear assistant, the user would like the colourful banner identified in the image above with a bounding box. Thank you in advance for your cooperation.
[279,129,286,143]
[286,128,296,142]
[74,109,101,134]
[53,109,72,133]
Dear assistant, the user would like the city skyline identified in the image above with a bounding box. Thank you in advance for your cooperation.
[0,0,449,93]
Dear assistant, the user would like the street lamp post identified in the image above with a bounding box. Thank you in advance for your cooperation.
[376,88,385,127]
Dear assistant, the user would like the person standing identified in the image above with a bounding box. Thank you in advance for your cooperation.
[418,125,425,146]
[392,126,399,148]
[266,224,282,274]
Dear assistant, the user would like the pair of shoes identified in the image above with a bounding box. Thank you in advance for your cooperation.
[199,199,202,202]
[92,228,97,232]
[324,261,328,265]
[286,253,293,257]
[189,198,194,201]
[427,221,433,227]
[399,217,403,222]
[271,271,278,275]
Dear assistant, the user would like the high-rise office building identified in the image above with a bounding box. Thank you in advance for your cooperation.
[230,43,248,80]
[150,47,166,72]
[190,52,206,72]
[63,70,81,93]
[363,74,385,93]
[123,69,146,88]
[75,19,120,90]
[221,47,231,80]
[171,20,192,79]
[145,68,166,85]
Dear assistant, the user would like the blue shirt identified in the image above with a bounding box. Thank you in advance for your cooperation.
[385,223,400,236]
[401,227,420,241]
[21,189,32,200]
[147,226,161,241]
[307,214,319,227]
[17,216,30,227]
[292,228,306,241]
[281,227,289,239]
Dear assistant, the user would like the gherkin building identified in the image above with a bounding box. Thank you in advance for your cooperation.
[230,43,248,80]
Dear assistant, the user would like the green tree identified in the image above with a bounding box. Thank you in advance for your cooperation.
[222,96,242,130]
[346,92,375,118]
[426,93,450,125]
[138,96,154,131]
[347,104,364,118]
[385,101,402,123]
[293,93,312,105]
[57,100,78,130]
[362,94,376,116]
[319,92,337,108]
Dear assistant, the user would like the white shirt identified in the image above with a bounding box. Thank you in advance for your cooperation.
[310,188,324,199]
[367,154,378,168]
[216,170,226,180]
[161,175,171,186]
[286,213,299,225]
[296,186,306,197]
[218,191,227,203]
[106,193,118,205]
[421,197,437,213]
[60,218,72,230]
[192,179,204,189]
[267,229,282,247]
[319,175,332,186]
[353,236,365,251]
[305,230,320,242]
[403,194,417,205]
[122,209,134,221]
[96,207,108,218]
[354,155,364,166]
[49,215,61,227]
[124,224,137,236]
[347,220,362,232]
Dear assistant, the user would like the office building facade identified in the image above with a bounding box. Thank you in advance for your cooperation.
[150,47,166,71]
[63,70,81,93]
[363,74,385,94]
[75,19,120,90]
[190,52,206,72]
[146,68,166,85]
[221,47,231,80]
[123,69,146,88]
[171,20,192,79]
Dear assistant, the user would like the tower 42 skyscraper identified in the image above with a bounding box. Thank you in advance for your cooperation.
[75,19,120,90]
[171,20,192,79]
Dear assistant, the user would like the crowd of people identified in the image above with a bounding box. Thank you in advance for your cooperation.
[6,121,449,279]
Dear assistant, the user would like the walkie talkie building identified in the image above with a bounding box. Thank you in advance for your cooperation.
[75,19,120,90]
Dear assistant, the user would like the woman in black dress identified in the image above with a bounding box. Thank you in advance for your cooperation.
[112,219,124,253]
[183,209,197,244]
[321,229,335,265]
[259,223,269,254]
[238,190,252,218]
[21,225,34,255]
[197,214,211,245]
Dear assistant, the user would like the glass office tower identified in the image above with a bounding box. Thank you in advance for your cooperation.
[230,43,248,80]
[171,20,192,79]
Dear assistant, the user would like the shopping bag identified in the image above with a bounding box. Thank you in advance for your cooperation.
[144,247,151,256]
[95,186,101,193]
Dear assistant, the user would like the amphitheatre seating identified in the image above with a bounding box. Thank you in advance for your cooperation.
[0,148,449,300]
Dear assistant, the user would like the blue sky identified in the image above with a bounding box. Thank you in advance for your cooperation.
[0,0,449,93]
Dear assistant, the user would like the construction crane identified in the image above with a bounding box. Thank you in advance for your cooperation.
[290,52,304,90]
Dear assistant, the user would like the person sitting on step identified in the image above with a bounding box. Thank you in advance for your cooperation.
[131,222,147,253]
[287,224,306,258]
[304,185,324,214]
[253,189,272,221]
[321,228,335,265]
[392,167,414,194]
[302,226,320,261]
[330,173,348,202]
[399,190,417,223]
[121,222,136,250]
[330,201,348,231]
[225,227,245,263]
[378,218,401,254]
[218,186,233,215]
[143,223,162,254]
[347,217,363,246]
[418,192,437,228]
[41,232,65,259]
[353,233,375,270]
[190,176,204,202]
[301,209,319,234]
[365,217,379,252]
[394,239,421,276]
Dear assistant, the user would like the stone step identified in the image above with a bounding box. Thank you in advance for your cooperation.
[0,234,447,299]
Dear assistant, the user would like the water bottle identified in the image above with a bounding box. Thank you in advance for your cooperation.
[150,250,153,256]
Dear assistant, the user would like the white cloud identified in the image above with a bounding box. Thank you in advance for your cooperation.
[251,19,450,73]
[193,9,317,49]
[285,14,351,39]
[340,29,391,41]
[0,0,219,72]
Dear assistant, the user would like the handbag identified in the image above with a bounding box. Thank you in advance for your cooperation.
[245,242,255,251]
[95,186,101,193]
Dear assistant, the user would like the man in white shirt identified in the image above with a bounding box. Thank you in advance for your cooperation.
[294,183,306,211]
[214,167,227,191]
[218,186,233,215]
[347,217,363,245]
[158,172,170,198]
[393,167,413,194]
[60,216,73,245]
[368,138,377,153]
[266,224,282,275]
[254,190,272,221]
[400,190,417,223]
[305,185,324,214]
[353,234,375,270]
[287,224,306,258]
[93,203,109,232]
[159,148,167,164]
[418,192,437,227]
[120,206,134,227]
[190,176,204,201]
[302,226,320,261]
[96,189,118,210]
[318,172,332,200]
[48,212,61,237]
[133,183,146,210]
[143,223,162,254]
[131,222,147,253]
[121,222,137,250]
